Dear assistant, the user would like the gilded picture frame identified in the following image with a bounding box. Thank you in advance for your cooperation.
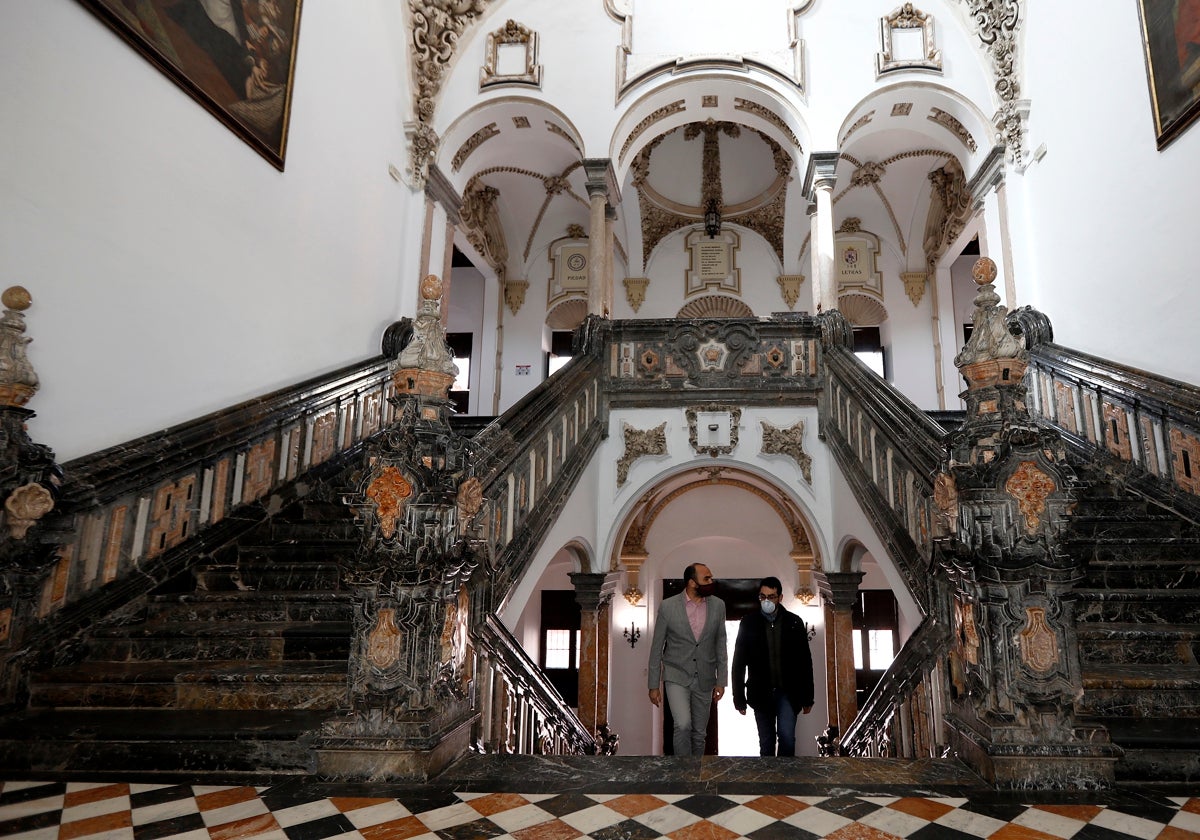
[76,0,303,169]
[1137,0,1200,149]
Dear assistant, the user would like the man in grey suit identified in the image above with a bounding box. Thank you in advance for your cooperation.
[647,563,728,756]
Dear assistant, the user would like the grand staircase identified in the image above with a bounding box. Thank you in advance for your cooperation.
[1068,473,1200,784]
[0,497,359,781]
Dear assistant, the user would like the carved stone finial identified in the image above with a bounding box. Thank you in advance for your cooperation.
[954,256,1024,371]
[4,481,54,539]
[0,286,39,408]
[391,275,459,398]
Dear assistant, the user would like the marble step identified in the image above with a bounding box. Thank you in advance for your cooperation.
[148,591,353,623]
[1067,536,1200,565]
[193,560,343,592]
[1080,559,1200,589]
[1077,664,1200,718]
[1075,589,1200,625]
[0,708,326,782]
[86,620,352,662]
[1076,622,1200,666]
[1067,515,1183,540]
[1077,715,1200,784]
[27,660,347,711]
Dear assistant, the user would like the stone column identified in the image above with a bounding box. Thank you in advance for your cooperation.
[930,265,956,411]
[815,570,864,740]
[583,160,620,318]
[570,571,619,740]
[604,204,617,318]
[424,165,463,325]
[803,153,839,315]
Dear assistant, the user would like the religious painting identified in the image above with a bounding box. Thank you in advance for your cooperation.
[76,0,303,169]
[1138,0,1200,148]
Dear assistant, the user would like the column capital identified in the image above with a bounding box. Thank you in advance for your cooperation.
[803,152,840,200]
[815,570,864,610]
[570,571,621,612]
[582,158,621,204]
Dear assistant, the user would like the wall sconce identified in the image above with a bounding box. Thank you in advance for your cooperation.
[623,622,642,648]
[704,198,721,239]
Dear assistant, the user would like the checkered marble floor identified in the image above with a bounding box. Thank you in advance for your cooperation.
[2,781,1199,840]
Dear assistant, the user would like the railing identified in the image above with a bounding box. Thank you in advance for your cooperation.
[820,315,947,612]
[473,615,597,755]
[841,613,950,758]
[1011,307,1200,524]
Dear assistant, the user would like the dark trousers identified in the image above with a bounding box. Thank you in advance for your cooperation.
[753,688,798,756]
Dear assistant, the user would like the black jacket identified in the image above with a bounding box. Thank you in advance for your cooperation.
[732,606,815,713]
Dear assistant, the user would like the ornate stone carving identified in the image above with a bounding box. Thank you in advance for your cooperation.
[701,95,718,108]
[850,162,886,188]
[457,476,483,520]
[1005,460,1056,534]
[901,271,928,306]
[675,295,754,319]
[393,275,459,398]
[760,420,812,483]
[460,184,509,281]
[840,111,875,145]
[956,0,1024,163]
[923,157,973,273]
[877,3,943,75]
[619,100,686,163]
[686,404,741,458]
[623,277,649,312]
[4,482,53,540]
[777,275,805,310]
[545,121,581,154]
[504,279,529,315]
[479,19,542,89]
[366,607,404,669]
[0,287,38,408]
[566,223,586,239]
[1018,607,1059,673]
[408,0,495,186]
[891,102,914,116]
[734,97,802,148]
[616,422,667,487]
[366,466,413,539]
[932,470,958,536]
[451,123,500,172]
[928,108,977,152]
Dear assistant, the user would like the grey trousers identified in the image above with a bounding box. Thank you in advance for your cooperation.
[664,680,712,756]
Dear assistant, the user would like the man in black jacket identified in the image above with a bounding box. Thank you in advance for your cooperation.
[732,576,815,756]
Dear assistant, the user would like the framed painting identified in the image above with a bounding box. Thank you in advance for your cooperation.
[77,0,303,169]
[1138,0,1200,149]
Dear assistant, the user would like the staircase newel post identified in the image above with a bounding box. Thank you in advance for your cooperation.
[0,286,63,709]
[934,258,1118,788]
[313,275,490,780]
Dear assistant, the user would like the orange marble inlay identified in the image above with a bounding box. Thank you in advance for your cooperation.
[1183,798,1200,814]
[468,792,532,816]
[988,823,1061,840]
[1005,461,1056,534]
[195,786,260,811]
[63,783,129,808]
[668,821,739,840]
[826,824,904,840]
[366,466,413,539]
[606,794,669,817]
[359,816,431,840]
[60,810,133,840]
[1029,803,1103,821]
[744,795,808,819]
[887,797,955,821]
[330,797,398,812]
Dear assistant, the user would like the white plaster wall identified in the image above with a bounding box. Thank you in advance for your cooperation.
[1014,4,1200,384]
[1,1,422,461]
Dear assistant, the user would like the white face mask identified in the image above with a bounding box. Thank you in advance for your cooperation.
[760,599,777,616]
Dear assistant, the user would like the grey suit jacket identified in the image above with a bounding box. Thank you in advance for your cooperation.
[647,591,728,692]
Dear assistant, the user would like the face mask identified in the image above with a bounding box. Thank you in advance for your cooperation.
[760,599,777,616]
[696,582,716,597]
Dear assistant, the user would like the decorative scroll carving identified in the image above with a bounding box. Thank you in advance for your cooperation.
[928,108,978,152]
[1005,460,1056,534]
[956,0,1024,163]
[461,184,509,282]
[546,121,581,154]
[777,275,805,310]
[901,271,928,306]
[734,97,802,148]
[675,295,754,319]
[617,422,667,486]
[838,294,888,326]
[479,19,542,89]
[4,482,53,540]
[408,0,496,186]
[840,111,875,145]
[922,157,972,272]
[761,420,812,483]
[619,100,686,163]
[451,123,500,172]
[504,279,529,315]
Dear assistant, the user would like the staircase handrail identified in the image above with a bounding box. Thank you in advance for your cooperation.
[1011,305,1200,524]
[475,615,598,754]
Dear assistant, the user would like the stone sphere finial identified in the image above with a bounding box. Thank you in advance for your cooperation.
[420,274,443,301]
[971,256,998,287]
[2,286,32,311]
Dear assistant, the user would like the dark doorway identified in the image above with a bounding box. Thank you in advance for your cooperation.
[852,589,899,708]
[539,590,581,706]
[658,577,761,755]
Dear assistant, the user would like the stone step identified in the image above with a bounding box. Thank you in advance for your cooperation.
[1067,515,1183,540]
[1077,716,1200,785]
[87,621,352,662]
[1079,560,1200,589]
[1075,589,1200,625]
[1066,537,1200,565]
[193,560,343,592]
[28,660,347,711]
[148,591,353,623]
[1077,664,1200,718]
[1076,622,1200,666]
[0,708,327,782]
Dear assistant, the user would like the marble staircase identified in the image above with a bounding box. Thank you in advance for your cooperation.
[1070,478,1200,784]
[0,499,358,781]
